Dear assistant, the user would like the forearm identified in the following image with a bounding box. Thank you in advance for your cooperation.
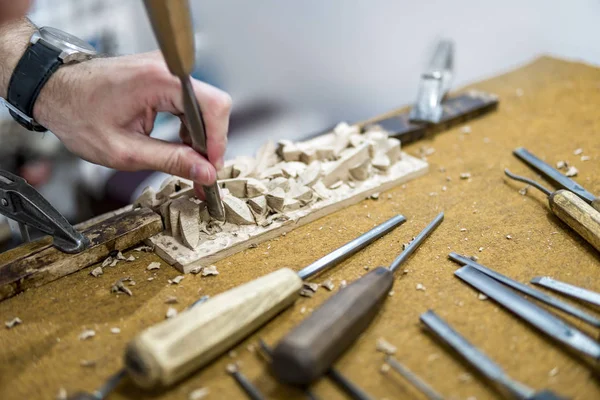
[0,18,36,98]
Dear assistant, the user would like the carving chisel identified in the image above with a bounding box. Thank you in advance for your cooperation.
[270,212,444,385]
[143,0,225,221]
[513,147,599,211]
[383,356,443,400]
[455,266,600,366]
[227,363,265,400]
[532,276,600,308]
[505,169,600,252]
[421,310,566,400]
[448,253,600,328]
[125,214,406,388]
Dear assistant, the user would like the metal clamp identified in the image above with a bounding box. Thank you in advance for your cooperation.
[0,169,89,253]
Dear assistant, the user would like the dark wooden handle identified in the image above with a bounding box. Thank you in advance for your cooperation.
[549,190,600,252]
[144,0,195,77]
[270,267,394,385]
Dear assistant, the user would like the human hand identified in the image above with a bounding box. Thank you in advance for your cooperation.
[33,51,231,194]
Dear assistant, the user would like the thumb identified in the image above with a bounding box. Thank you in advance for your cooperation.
[116,134,217,185]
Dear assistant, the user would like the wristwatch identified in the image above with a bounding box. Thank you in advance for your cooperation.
[2,26,97,132]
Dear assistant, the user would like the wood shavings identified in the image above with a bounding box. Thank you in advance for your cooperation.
[506,235,513,240]
[574,148,583,155]
[165,296,178,304]
[370,192,380,200]
[303,282,319,292]
[56,387,67,400]
[102,256,113,268]
[110,327,120,334]
[581,155,591,161]
[202,265,219,276]
[147,277,154,281]
[128,280,136,286]
[189,388,209,400]
[109,259,119,267]
[549,367,559,377]
[388,290,394,297]
[166,307,178,319]
[478,293,488,300]
[364,265,370,270]
[565,166,578,177]
[461,125,472,134]
[478,247,484,252]
[459,172,471,180]
[169,275,185,285]
[80,359,96,368]
[300,307,307,314]
[416,283,426,291]
[248,243,258,249]
[376,337,397,355]
[460,228,467,232]
[111,278,133,296]
[79,329,96,340]
[299,288,315,298]
[90,267,103,277]
[126,255,135,261]
[5,317,22,329]
[442,186,447,191]
[189,266,202,274]
[116,251,126,261]
[226,363,239,374]
[340,280,347,289]
[133,245,153,252]
[403,269,409,274]
[380,363,391,373]
[518,186,529,195]
[556,160,567,169]
[321,279,335,291]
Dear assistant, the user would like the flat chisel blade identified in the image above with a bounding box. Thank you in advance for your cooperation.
[455,266,600,362]
[532,276,600,308]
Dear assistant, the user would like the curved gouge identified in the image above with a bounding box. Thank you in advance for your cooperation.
[505,170,600,252]
[270,213,444,385]
[144,0,225,221]
[124,215,406,389]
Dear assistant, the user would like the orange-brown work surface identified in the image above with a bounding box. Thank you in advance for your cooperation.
[1,56,599,400]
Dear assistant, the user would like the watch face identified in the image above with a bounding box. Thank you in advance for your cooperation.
[38,27,97,56]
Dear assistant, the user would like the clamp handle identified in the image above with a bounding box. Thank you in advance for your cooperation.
[0,169,89,253]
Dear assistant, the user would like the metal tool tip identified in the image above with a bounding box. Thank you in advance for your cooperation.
[530,276,543,284]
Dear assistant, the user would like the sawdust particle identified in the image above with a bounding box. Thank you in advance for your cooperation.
[556,160,567,169]
[459,373,473,383]
[299,289,315,298]
[165,296,178,304]
[516,88,524,96]
[565,166,578,177]
[478,293,488,301]
[110,327,120,334]
[388,290,394,297]
[380,364,391,373]
[370,192,380,200]
[56,387,67,400]
[581,155,591,161]
[549,367,559,377]
[247,344,256,353]
[126,255,135,262]
[340,280,347,289]
[79,329,96,340]
[416,283,426,291]
[5,317,22,329]
[303,282,319,292]
[90,266,103,277]
[188,388,209,400]
[80,359,96,368]
[169,275,185,284]
[574,148,583,155]
[147,277,154,281]
[376,337,397,355]
[518,186,529,196]
[322,279,335,291]
[469,255,479,262]
[248,243,258,249]
[460,228,467,232]
[442,186,447,191]
[461,125,472,134]
[478,247,484,252]
[300,307,307,314]
[506,235,512,240]
[202,265,219,276]
[147,262,161,271]
[111,278,132,296]
[460,172,471,180]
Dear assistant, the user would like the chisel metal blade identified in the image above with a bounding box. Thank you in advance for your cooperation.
[532,276,600,308]
[455,266,600,362]
[513,147,597,205]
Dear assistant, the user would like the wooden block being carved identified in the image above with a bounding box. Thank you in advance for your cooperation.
[278,140,302,162]
[254,140,278,172]
[232,156,256,178]
[299,149,317,164]
[134,187,160,209]
[266,187,286,212]
[160,200,173,235]
[178,199,201,249]
[349,159,371,181]
[288,183,314,205]
[217,161,235,180]
[219,179,247,198]
[322,143,370,187]
[316,147,335,161]
[0,208,162,301]
[280,162,307,179]
[260,167,285,180]
[223,196,256,225]
[385,138,401,164]
[266,177,291,192]
[298,161,321,187]
[372,154,391,172]
[248,196,267,215]
[246,179,268,198]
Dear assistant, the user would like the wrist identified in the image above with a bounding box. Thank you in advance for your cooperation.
[0,18,36,99]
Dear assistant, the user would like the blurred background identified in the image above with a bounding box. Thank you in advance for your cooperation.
[1,0,599,247]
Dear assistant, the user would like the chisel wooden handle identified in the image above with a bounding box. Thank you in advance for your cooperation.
[549,190,600,251]
[144,0,195,77]
[271,267,394,385]
[124,268,303,388]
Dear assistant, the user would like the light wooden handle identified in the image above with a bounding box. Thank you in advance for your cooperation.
[271,267,394,385]
[549,190,600,252]
[144,0,195,77]
[124,268,303,388]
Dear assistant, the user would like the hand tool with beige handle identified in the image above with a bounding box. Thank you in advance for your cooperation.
[504,169,600,252]
[124,214,406,389]
[421,310,567,400]
[448,252,600,328]
[143,0,225,221]
[532,276,600,307]
[270,212,444,385]
[513,147,600,212]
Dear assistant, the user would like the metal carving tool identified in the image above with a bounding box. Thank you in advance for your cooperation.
[125,215,407,389]
[421,310,566,400]
[227,363,265,400]
[67,296,211,400]
[455,266,600,366]
[448,253,600,328]
[409,40,454,124]
[513,147,599,211]
[383,356,443,400]
[270,213,444,385]
[532,276,600,308]
[0,169,88,253]
[144,0,225,221]
[259,339,372,400]
[504,169,600,252]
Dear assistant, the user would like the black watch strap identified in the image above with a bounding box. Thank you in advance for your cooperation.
[7,41,63,132]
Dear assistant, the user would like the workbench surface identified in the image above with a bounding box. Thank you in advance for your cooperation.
[1,56,599,400]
